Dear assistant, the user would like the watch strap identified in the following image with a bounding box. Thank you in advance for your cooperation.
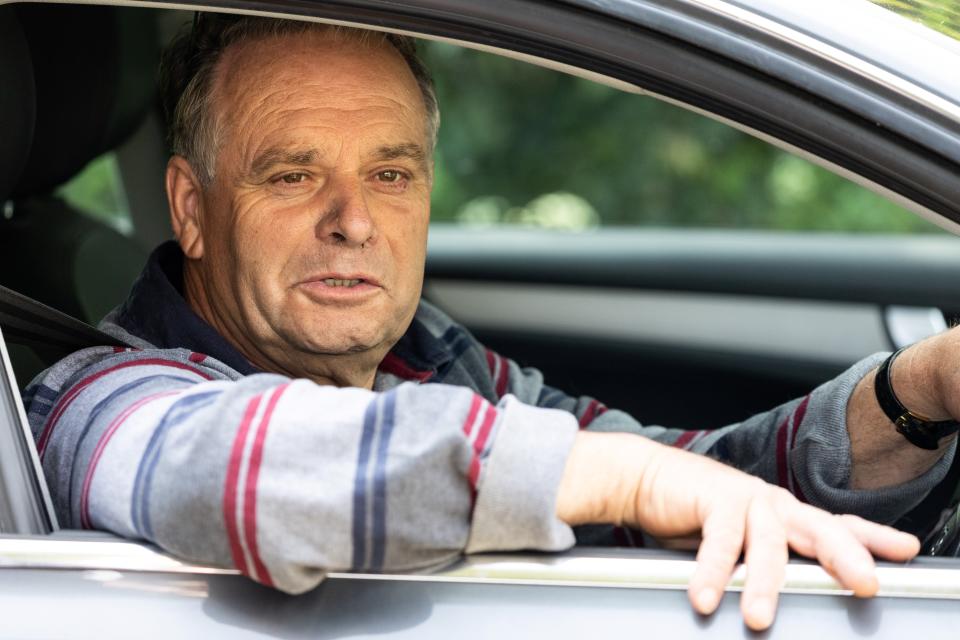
[875,347,960,450]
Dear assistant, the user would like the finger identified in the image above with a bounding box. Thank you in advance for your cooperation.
[803,515,879,597]
[775,498,881,596]
[837,514,920,562]
[741,498,787,631]
[688,505,746,616]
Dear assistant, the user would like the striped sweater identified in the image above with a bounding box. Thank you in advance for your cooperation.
[23,241,955,592]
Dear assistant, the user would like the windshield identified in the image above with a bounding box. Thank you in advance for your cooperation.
[871,0,960,40]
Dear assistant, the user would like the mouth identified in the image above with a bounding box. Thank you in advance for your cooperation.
[296,273,383,302]
[319,278,366,288]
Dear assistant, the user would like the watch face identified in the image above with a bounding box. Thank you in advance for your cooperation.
[923,501,960,557]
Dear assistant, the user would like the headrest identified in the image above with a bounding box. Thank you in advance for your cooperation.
[0,7,35,202]
[13,4,159,197]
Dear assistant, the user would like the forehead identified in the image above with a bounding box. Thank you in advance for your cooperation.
[211,29,427,149]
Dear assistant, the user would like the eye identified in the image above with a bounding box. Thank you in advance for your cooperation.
[377,169,407,183]
[280,172,308,184]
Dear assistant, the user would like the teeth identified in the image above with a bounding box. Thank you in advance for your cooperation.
[322,278,362,287]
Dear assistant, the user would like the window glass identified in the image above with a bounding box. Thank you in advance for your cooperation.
[423,42,945,234]
[55,152,133,235]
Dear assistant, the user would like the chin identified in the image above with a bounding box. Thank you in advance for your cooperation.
[278,310,404,357]
[295,330,387,357]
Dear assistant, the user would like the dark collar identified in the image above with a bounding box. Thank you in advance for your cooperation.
[113,241,454,380]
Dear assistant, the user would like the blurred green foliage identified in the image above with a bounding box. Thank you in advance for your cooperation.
[56,154,132,234]
[873,0,960,40]
[421,41,945,233]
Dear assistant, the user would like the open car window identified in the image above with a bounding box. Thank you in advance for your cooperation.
[423,41,950,234]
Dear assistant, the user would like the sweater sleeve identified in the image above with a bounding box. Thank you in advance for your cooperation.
[27,348,577,593]
[487,346,954,524]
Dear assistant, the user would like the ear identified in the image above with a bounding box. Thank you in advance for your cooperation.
[166,155,206,260]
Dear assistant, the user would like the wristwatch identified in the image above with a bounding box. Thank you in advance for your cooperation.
[875,347,960,450]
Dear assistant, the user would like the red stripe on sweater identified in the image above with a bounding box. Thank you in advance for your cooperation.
[38,359,213,458]
[789,396,811,502]
[672,430,699,450]
[578,400,602,429]
[776,396,810,493]
[580,400,607,429]
[243,384,290,587]
[223,394,263,577]
[467,404,498,488]
[790,396,810,450]
[79,390,179,529]
[494,354,509,398]
[775,416,790,490]
[484,350,496,376]
[461,395,483,438]
[473,405,498,455]
[378,353,432,382]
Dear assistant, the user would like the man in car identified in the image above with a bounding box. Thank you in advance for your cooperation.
[24,15,957,631]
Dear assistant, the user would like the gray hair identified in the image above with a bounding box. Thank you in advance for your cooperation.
[159,14,440,185]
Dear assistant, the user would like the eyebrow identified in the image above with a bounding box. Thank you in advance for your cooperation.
[373,143,429,173]
[249,147,321,178]
[248,142,430,178]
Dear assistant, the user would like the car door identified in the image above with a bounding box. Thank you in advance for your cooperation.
[4,313,960,639]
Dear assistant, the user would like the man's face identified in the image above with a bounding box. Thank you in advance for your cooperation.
[188,31,432,378]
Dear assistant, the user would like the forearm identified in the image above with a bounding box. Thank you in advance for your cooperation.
[47,358,579,591]
[847,334,957,490]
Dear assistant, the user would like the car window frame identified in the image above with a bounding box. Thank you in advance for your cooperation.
[0,324,55,534]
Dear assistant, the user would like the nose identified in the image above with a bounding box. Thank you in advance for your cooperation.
[315,176,375,248]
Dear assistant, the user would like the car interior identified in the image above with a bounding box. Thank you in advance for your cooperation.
[1,1,959,547]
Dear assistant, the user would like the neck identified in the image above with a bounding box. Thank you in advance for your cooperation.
[182,261,381,389]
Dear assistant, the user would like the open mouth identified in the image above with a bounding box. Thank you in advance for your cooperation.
[321,278,364,288]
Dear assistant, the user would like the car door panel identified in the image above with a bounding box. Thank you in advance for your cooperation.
[425,227,960,428]
[1,536,959,639]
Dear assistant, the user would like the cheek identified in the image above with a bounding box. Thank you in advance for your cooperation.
[381,201,429,287]
[225,195,310,290]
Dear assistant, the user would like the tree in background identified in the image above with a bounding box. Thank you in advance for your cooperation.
[421,41,942,233]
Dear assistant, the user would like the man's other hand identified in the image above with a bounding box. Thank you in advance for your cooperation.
[555,431,921,631]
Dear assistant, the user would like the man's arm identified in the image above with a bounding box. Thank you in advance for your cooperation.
[486,345,956,523]
[31,347,579,591]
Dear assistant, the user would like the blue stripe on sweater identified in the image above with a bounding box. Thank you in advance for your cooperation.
[370,390,397,571]
[351,397,380,570]
[130,391,222,537]
[69,374,196,523]
[537,386,568,409]
[32,384,59,402]
[439,326,474,359]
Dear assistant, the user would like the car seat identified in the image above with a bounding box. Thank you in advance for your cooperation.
[0,4,158,385]
[0,6,33,204]
[0,3,157,326]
